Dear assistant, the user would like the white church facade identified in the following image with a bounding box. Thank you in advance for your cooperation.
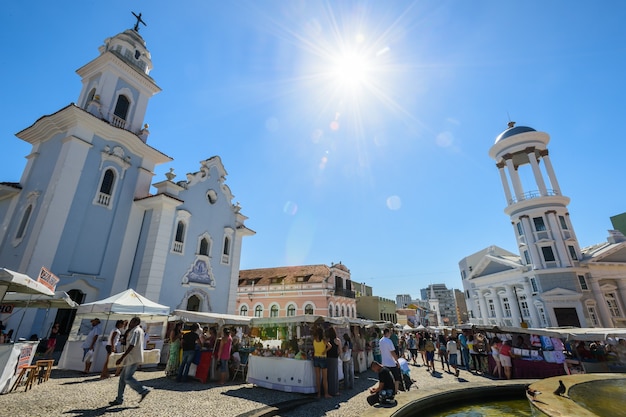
[459,123,626,329]
[0,24,253,339]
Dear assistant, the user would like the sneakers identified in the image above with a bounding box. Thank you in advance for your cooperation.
[109,400,123,406]
[139,389,150,403]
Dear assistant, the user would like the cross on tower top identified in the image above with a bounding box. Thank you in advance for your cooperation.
[132,11,147,32]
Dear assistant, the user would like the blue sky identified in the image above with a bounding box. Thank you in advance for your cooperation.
[2,1,625,302]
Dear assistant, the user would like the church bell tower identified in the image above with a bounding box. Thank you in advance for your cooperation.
[489,122,582,271]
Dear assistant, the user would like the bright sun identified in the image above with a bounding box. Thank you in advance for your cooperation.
[331,51,371,89]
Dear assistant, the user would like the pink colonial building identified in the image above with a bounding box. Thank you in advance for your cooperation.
[237,263,357,319]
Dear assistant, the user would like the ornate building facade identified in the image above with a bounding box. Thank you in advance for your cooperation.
[0,23,253,339]
[460,123,626,328]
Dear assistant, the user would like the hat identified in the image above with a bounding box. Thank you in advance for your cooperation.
[91,318,100,323]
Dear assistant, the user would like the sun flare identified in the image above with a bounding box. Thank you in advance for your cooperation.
[331,51,371,88]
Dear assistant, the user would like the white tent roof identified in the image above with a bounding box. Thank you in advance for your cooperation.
[77,289,169,316]
[251,315,349,327]
[3,291,78,309]
[173,310,252,326]
[0,268,54,297]
[477,325,626,342]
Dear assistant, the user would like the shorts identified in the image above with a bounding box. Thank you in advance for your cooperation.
[426,351,435,361]
[409,349,418,357]
[499,354,512,367]
[449,353,458,366]
[389,366,401,382]
[313,356,328,369]
[219,359,229,372]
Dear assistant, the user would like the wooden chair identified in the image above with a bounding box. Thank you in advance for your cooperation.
[35,360,54,383]
[10,365,38,392]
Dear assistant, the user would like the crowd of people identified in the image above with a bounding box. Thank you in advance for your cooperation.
[51,318,626,408]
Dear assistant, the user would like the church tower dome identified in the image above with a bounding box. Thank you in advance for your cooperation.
[489,122,582,270]
[76,14,160,141]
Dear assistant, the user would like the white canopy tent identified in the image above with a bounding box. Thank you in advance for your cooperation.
[0,268,54,301]
[172,309,252,327]
[77,289,170,316]
[3,291,78,309]
[59,289,170,372]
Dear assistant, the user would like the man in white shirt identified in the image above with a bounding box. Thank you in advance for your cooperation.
[109,317,150,406]
[446,336,460,377]
[379,328,400,393]
[81,318,102,373]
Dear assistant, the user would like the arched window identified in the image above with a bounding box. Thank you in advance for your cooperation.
[85,88,96,108]
[221,235,231,264]
[16,205,32,239]
[172,221,185,253]
[335,306,339,317]
[254,305,263,318]
[287,304,296,316]
[223,236,230,256]
[341,306,345,317]
[240,305,248,316]
[304,304,314,315]
[199,237,209,256]
[270,305,279,318]
[187,295,200,312]
[113,95,130,120]
[96,168,116,207]
[100,169,115,195]
[328,305,333,317]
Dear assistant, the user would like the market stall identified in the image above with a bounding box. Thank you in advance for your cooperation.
[58,289,169,373]
[0,268,59,394]
[170,310,252,382]
[476,325,626,379]
[246,315,351,393]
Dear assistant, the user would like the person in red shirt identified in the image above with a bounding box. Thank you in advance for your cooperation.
[499,340,513,379]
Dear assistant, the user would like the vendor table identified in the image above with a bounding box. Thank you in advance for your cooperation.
[0,341,39,394]
[488,356,566,379]
[247,355,316,393]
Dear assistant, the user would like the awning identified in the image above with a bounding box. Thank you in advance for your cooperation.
[2,291,78,309]
[0,268,54,298]
[173,310,252,327]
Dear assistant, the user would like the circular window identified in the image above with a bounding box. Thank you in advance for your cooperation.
[207,189,218,204]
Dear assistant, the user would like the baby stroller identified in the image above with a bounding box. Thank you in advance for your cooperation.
[397,358,414,391]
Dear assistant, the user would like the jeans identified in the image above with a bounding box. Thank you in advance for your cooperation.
[177,350,195,381]
[461,348,471,370]
[116,363,148,402]
[342,359,354,389]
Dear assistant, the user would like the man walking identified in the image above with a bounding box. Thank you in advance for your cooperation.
[379,328,400,393]
[109,317,150,406]
[82,318,102,374]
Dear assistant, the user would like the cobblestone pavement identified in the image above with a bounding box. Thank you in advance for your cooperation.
[0,362,525,417]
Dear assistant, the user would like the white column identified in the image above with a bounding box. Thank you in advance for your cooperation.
[520,216,542,267]
[540,152,561,194]
[505,158,524,200]
[522,282,540,326]
[546,211,570,267]
[476,291,489,325]
[497,163,513,204]
[590,278,613,327]
[527,150,548,195]
[491,289,504,324]
[505,285,522,325]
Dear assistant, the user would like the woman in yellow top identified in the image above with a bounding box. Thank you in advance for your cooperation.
[312,327,331,398]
